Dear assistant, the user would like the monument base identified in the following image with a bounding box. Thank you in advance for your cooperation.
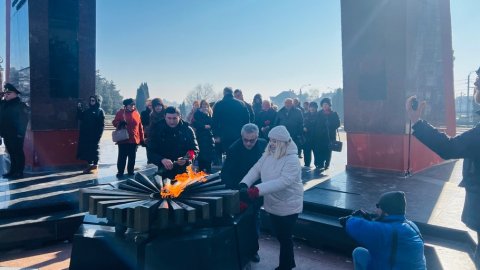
[24,130,84,172]
[70,210,258,270]
[347,133,444,174]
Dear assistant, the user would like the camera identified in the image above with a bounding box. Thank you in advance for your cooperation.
[339,209,378,227]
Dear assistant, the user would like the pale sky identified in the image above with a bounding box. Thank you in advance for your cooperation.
[0,1,478,103]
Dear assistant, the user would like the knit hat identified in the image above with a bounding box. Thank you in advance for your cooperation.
[377,191,406,215]
[123,98,135,106]
[3,83,21,94]
[268,125,291,142]
[320,98,331,106]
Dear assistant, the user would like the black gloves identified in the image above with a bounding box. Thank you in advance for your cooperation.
[351,209,375,221]
[339,209,376,228]
[238,183,249,202]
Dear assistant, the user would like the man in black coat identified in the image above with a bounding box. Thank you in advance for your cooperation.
[275,98,304,156]
[255,100,277,140]
[0,83,29,179]
[234,89,255,123]
[221,123,267,189]
[406,68,480,267]
[212,87,250,154]
[147,106,198,179]
[220,123,267,263]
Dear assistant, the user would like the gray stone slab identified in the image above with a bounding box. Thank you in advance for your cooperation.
[304,160,473,234]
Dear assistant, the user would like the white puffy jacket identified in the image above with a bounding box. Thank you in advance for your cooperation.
[240,141,304,216]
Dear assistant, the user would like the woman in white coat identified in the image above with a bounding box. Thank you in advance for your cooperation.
[240,125,304,270]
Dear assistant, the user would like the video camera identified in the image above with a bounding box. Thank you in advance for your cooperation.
[338,209,378,227]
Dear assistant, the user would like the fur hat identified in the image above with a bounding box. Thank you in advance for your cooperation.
[123,98,135,106]
[3,83,20,95]
[377,191,406,215]
[268,125,291,142]
[320,97,331,106]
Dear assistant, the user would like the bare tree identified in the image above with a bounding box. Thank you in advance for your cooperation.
[308,88,320,100]
[184,83,221,106]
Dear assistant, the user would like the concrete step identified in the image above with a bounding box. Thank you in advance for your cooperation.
[0,210,84,251]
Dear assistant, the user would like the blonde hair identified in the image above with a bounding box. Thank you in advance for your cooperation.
[265,140,289,159]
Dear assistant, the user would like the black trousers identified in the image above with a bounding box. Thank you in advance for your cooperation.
[303,141,321,167]
[117,143,137,175]
[317,145,333,169]
[269,213,298,270]
[4,136,25,174]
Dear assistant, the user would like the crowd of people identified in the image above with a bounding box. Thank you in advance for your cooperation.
[11,74,480,269]
[96,86,342,181]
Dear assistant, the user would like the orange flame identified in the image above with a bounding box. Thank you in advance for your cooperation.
[160,166,208,198]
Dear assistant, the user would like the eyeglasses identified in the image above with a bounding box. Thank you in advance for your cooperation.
[242,138,257,144]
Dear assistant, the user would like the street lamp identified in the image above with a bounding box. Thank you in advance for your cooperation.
[0,57,3,88]
[467,70,476,125]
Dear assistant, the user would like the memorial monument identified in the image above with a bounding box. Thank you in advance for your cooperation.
[341,0,455,173]
[7,0,95,171]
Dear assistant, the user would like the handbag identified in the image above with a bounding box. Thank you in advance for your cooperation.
[328,129,343,152]
[112,110,130,142]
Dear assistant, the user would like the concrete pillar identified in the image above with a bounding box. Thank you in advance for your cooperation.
[8,0,96,171]
[341,0,455,173]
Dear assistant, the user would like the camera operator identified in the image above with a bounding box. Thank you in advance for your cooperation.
[339,191,426,270]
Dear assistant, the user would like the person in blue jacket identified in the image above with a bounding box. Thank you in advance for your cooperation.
[340,191,426,270]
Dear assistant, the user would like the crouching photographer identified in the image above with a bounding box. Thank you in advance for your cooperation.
[339,191,426,270]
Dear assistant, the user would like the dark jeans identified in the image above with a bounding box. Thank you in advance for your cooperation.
[117,143,137,175]
[4,136,25,174]
[269,213,298,270]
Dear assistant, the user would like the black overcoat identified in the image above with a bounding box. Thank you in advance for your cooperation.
[212,94,250,150]
[316,110,341,148]
[0,97,29,139]
[147,119,199,179]
[413,119,480,230]
[192,110,215,162]
[77,104,105,162]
